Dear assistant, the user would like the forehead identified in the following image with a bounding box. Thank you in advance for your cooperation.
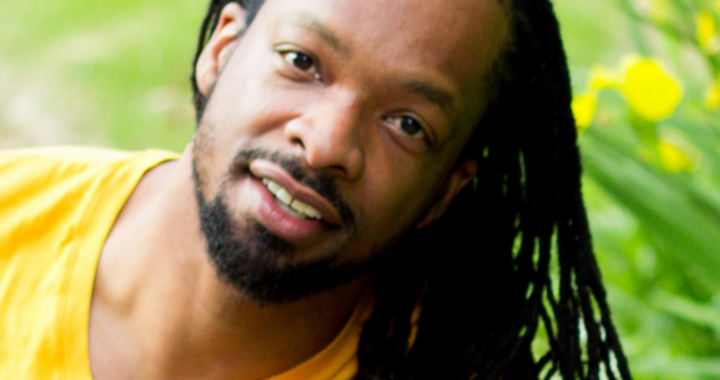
[255,0,510,128]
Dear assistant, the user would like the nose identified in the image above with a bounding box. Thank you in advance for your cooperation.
[284,90,365,180]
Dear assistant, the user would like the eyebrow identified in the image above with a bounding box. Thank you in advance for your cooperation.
[282,14,456,117]
[286,14,351,57]
[402,79,457,118]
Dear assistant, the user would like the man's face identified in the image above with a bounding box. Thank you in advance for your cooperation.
[192,0,509,301]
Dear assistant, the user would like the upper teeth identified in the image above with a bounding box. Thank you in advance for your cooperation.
[262,178,322,220]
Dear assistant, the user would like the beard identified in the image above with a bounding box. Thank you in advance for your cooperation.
[192,148,383,303]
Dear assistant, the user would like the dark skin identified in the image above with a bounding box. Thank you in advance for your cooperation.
[89,0,510,378]
[91,157,370,379]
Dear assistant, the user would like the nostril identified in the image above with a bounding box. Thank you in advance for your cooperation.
[329,164,347,177]
[291,137,305,150]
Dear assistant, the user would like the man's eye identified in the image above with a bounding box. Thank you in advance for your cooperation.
[387,116,425,138]
[281,51,322,80]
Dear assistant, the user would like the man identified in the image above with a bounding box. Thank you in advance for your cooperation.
[0,0,632,379]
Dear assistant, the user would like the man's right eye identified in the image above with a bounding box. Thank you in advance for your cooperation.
[280,51,322,81]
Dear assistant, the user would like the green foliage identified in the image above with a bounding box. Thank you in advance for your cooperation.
[559,0,720,378]
[1,1,718,379]
[0,0,202,150]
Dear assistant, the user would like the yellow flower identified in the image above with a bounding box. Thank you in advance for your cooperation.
[619,55,683,121]
[648,0,669,23]
[572,92,597,131]
[589,65,621,91]
[697,10,720,53]
[704,83,720,110]
[658,140,694,173]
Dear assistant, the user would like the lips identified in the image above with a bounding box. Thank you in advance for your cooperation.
[262,178,322,220]
[249,160,343,226]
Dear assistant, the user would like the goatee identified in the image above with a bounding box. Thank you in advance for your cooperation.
[192,148,377,303]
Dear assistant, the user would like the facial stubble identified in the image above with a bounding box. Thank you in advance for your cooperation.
[192,148,391,303]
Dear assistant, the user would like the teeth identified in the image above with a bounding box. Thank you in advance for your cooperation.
[262,179,322,220]
[290,199,321,219]
[275,188,293,206]
[267,180,282,195]
[278,201,306,220]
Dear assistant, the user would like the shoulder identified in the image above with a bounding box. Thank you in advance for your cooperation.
[0,146,177,172]
[0,146,179,234]
[0,146,178,191]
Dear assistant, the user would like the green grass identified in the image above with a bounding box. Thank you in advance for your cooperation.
[3,1,720,379]
[0,0,203,151]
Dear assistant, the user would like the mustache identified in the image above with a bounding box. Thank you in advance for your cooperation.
[232,148,356,229]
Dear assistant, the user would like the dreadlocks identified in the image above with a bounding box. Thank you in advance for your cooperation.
[190,1,633,379]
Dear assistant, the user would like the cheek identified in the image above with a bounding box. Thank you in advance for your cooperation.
[210,66,326,139]
[192,122,229,199]
[358,159,445,240]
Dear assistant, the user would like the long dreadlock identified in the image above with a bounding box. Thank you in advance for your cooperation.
[190,1,633,379]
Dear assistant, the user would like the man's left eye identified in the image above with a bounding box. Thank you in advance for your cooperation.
[387,115,425,138]
[281,51,322,81]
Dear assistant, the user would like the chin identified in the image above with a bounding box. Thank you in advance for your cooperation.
[193,161,375,303]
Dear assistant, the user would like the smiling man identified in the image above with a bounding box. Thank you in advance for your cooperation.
[0,0,632,379]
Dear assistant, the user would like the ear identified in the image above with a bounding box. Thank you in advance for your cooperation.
[195,3,247,96]
[415,158,477,229]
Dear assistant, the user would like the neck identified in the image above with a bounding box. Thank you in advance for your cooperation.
[90,147,371,380]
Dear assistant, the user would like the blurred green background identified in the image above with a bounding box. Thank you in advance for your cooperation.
[1,0,719,378]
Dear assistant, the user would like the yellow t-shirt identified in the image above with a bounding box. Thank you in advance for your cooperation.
[0,147,372,380]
